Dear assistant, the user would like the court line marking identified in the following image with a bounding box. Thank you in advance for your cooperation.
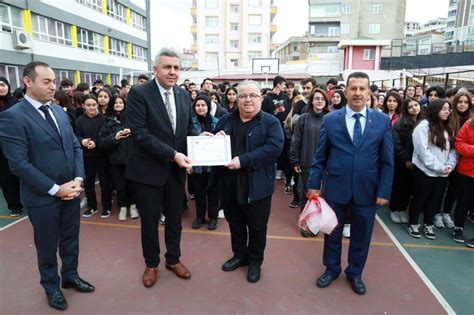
[375,214,455,315]
[0,215,28,231]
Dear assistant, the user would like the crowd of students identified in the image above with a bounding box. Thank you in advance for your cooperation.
[0,73,473,248]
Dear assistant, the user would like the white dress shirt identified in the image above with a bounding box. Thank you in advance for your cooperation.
[24,94,82,196]
[155,79,177,129]
[345,105,368,141]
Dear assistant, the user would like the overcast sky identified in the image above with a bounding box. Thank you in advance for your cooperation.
[150,0,449,56]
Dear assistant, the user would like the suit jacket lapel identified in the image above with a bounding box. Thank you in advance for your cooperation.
[50,105,67,147]
[338,108,353,145]
[149,81,174,137]
[21,101,62,146]
[173,85,182,135]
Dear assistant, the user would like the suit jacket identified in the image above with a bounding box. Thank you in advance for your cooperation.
[125,80,198,186]
[0,99,84,207]
[307,107,394,206]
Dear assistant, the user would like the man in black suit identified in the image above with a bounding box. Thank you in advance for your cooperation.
[0,62,94,311]
[126,48,199,287]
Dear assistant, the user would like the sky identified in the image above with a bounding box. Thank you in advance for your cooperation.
[150,0,449,56]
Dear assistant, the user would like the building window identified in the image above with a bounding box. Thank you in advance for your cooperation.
[448,9,456,17]
[248,51,261,60]
[109,37,128,58]
[230,4,239,13]
[310,4,341,17]
[446,21,455,28]
[310,25,316,35]
[132,45,146,61]
[0,65,22,90]
[328,27,340,36]
[106,0,125,22]
[205,16,218,28]
[368,23,381,34]
[341,4,351,14]
[327,46,338,53]
[0,4,23,33]
[32,14,72,46]
[77,28,104,52]
[248,15,262,25]
[248,33,261,44]
[230,22,238,31]
[370,3,383,14]
[205,34,218,45]
[230,59,239,67]
[341,23,350,34]
[449,0,457,6]
[230,40,239,49]
[249,0,261,7]
[205,0,218,8]
[363,49,375,60]
[75,0,102,12]
[205,52,218,62]
[131,11,146,31]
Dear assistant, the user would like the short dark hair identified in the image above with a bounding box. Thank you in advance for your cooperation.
[370,84,379,93]
[137,74,149,81]
[60,78,73,87]
[120,79,129,87]
[301,77,317,87]
[326,78,338,86]
[76,82,90,92]
[202,78,213,84]
[425,86,446,99]
[346,72,370,87]
[23,61,51,80]
[272,75,286,88]
[286,81,295,88]
[93,79,103,85]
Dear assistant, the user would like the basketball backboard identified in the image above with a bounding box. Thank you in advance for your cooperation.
[252,58,279,74]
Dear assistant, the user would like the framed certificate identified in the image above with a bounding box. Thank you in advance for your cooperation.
[187,135,232,166]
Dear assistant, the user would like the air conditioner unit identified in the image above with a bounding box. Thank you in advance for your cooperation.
[12,30,32,49]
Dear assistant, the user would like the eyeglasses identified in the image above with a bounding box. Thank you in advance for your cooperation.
[237,93,261,100]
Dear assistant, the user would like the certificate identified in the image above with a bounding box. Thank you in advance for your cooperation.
[187,135,232,166]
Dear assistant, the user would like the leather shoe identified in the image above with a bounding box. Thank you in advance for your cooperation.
[222,257,249,271]
[62,277,95,292]
[142,267,158,288]
[247,264,261,283]
[166,262,191,279]
[207,219,217,230]
[316,272,338,288]
[47,290,68,311]
[348,277,366,295]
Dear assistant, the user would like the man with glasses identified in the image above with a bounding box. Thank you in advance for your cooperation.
[213,80,284,283]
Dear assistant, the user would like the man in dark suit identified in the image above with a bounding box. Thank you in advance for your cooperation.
[0,62,94,311]
[307,71,394,295]
[126,48,199,288]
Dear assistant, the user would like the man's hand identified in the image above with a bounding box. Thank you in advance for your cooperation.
[199,131,214,136]
[307,189,320,199]
[215,130,226,136]
[376,198,388,206]
[225,157,241,170]
[294,165,301,173]
[55,181,82,200]
[173,152,193,168]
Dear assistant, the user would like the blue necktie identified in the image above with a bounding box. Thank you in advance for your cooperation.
[352,113,362,146]
[38,105,61,139]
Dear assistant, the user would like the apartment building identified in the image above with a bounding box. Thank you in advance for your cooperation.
[190,0,278,70]
[445,0,474,45]
[0,0,150,90]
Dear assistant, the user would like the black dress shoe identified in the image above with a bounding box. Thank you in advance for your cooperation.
[222,257,249,271]
[47,290,68,311]
[191,217,205,229]
[208,219,217,230]
[62,277,95,292]
[316,272,338,288]
[348,277,366,295]
[247,265,261,283]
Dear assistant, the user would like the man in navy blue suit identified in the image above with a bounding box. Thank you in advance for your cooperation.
[307,71,394,295]
[0,62,94,310]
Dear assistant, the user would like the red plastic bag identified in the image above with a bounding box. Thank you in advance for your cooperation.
[298,195,338,235]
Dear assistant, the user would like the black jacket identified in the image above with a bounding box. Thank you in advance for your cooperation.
[262,91,291,123]
[392,116,416,163]
[290,111,325,168]
[97,116,130,165]
[74,113,107,158]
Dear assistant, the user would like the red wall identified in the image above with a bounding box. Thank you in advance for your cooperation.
[351,46,375,70]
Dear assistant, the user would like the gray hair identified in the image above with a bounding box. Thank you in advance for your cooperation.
[154,48,180,65]
[237,80,261,94]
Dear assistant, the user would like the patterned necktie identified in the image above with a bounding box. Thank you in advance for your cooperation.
[164,91,175,133]
[38,105,61,139]
[352,113,362,146]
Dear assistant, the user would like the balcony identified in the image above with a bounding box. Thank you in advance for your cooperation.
[191,25,197,34]
[270,24,277,34]
[190,7,196,16]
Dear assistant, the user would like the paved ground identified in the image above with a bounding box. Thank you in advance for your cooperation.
[0,182,472,314]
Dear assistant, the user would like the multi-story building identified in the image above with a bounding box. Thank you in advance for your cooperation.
[190,0,278,70]
[405,21,421,38]
[0,0,150,90]
[405,19,447,56]
[445,0,474,45]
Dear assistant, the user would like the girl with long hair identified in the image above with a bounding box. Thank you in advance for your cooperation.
[222,87,238,112]
[383,91,402,125]
[97,88,113,114]
[407,99,457,240]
